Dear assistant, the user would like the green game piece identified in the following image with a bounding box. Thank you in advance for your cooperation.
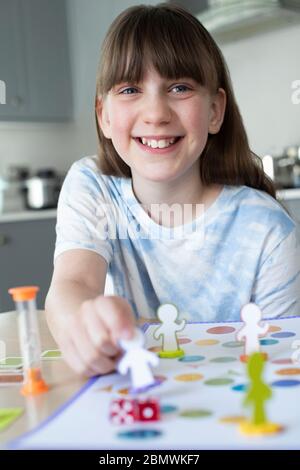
[42,350,62,359]
[0,408,23,432]
[243,352,272,425]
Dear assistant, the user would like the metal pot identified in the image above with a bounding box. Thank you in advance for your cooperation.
[24,169,61,210]
[0,178,26,213]
[263,145,300,189]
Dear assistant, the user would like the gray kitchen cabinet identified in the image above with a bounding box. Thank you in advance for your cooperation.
[280,198,300,222]
[282,199,300,224]
[0,0,72,121]
[281,198,300,243]
[0,218,56,312]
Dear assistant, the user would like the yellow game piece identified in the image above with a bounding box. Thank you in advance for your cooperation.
[239,420,283,436]
[158,348,185,358]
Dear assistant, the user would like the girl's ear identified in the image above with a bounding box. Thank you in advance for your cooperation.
[95,97,112,139]
[208,88,226,134]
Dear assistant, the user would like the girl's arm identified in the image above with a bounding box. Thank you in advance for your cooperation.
[45,249,136,377]
[45,249,107,337]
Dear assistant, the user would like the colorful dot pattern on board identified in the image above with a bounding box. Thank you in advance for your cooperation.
[207,326,236,335]
[110,320,300,445]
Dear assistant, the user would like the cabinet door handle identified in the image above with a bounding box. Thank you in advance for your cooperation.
[0,234,9,246]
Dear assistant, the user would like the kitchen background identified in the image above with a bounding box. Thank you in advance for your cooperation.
[0,0,300,312]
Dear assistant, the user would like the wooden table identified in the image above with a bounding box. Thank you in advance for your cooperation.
[0,310,86,448]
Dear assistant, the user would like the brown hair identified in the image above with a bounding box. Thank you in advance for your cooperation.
[95,3,275,198]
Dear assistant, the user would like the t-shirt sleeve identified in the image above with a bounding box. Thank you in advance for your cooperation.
[54,159,114,265]
[251,227,300,318]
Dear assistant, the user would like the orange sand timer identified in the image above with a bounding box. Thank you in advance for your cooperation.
[8,286,49,396]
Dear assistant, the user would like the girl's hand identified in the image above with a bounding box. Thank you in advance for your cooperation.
[59,295,136,377]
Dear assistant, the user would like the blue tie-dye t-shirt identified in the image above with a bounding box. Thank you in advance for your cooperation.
[54,156,300,322]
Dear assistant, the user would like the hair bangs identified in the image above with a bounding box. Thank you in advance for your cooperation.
[98,4,218,96]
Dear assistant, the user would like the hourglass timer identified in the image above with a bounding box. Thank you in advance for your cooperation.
[8,286,49,396]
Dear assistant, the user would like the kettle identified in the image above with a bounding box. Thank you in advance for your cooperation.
[24,169,61,210]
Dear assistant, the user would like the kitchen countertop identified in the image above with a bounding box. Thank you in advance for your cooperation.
[276,188,300,200]
[0,209,57,223]
[0,310,85,448]
[0,189,299,224]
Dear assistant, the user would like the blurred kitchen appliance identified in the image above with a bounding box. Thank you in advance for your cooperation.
[0,165,29,213]
[263,145,300,189]
[24,169,61,210]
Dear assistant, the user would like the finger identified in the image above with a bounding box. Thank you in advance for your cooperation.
[61,338,96,377]
[94,295,136,344]
[70,315,116,375]
[81,302,119,357]
[71,327,108,375]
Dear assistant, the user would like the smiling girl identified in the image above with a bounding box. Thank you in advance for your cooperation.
[45,4,299,377]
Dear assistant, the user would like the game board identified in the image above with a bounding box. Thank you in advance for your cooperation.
[11,317,300,450]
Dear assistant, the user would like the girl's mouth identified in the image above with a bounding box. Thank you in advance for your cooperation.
[133,136,183,154]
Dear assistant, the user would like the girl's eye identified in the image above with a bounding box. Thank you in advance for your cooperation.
[171,84,190,93]
[118,84,191,95]
[119,87,138,95]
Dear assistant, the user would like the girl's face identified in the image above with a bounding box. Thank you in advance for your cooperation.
[97,65,226,185]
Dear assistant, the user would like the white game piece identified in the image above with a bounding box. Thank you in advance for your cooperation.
[154,303,186,356]
[291,340,300,364]
[237,303,269,357]
[118,328,159,392]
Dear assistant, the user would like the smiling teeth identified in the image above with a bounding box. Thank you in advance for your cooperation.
[141,137,176,148]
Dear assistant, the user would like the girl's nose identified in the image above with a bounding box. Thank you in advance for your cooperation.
[142,94,172,125]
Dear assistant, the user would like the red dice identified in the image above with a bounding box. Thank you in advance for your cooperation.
[138,398,160,422]
[109,398,137,425]
[109,397,160,424]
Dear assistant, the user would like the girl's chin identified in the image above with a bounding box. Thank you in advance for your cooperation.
[135,169,182,183]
